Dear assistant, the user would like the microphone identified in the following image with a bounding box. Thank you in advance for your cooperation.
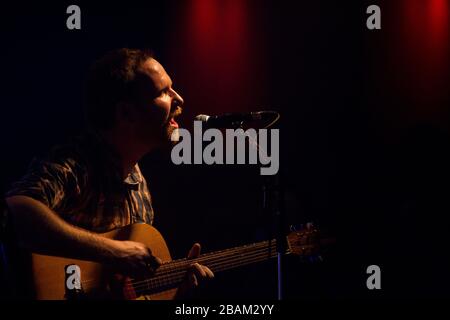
[194,111,280,129]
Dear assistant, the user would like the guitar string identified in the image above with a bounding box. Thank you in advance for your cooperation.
[124,244,306,295]
[130,250,284,296]
[157,240,279,271]
[130,255,280,296]
[131,243,279,289]
[128,240,315,296]
[130,245,305,295]
[126,249,279,295]
[150,231,312,272]
[120,252,282,297]
[78,239,278,287]
[81,239,312,294]
[128,235,311,289]
[79,241,281,292]
[80,235,313,294]
[80,247,279,295]
[79,241,278,291]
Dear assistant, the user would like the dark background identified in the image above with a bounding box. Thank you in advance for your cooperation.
[1,0,450,299]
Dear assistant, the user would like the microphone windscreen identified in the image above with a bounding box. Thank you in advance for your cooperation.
[194,114,210,122]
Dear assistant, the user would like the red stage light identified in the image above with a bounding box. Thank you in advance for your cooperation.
[167,0,268,120]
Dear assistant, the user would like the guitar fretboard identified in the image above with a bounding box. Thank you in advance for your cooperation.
[132,238,290,295]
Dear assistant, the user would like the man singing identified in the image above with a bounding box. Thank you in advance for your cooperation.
[3,48,214,299]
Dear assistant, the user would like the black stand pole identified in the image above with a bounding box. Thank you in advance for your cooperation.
[262,174,285,300]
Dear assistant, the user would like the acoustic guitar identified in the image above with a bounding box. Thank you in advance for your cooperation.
[13,223,327,299]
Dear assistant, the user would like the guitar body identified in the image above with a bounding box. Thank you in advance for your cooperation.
[29,223,177,300]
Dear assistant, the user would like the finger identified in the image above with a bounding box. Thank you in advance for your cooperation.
[191,263,207,278]
[189,271,198,287]
[153,256,163,267]
[145,256,162,271]
[146,248,162,268]
[202,266,214,279]
[187,243,201,259]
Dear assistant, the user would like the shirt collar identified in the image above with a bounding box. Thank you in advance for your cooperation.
[124,164,143,190]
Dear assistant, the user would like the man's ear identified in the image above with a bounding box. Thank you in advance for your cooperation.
[116,101,138,124]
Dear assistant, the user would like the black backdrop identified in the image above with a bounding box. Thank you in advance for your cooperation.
[1,0,450,299]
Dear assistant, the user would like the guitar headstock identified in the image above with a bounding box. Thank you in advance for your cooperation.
[286,223,332,261]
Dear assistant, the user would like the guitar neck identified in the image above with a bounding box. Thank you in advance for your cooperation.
[135,238,290,295]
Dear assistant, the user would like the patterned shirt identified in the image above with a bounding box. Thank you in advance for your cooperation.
[4,132,154,233]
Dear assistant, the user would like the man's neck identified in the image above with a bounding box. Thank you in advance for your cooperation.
[99,129,149,180]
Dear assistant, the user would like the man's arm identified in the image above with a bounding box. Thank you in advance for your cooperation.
[5,195,160,277]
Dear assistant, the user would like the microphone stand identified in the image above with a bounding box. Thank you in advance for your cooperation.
[238,119,286,301]
[262,173,285,300]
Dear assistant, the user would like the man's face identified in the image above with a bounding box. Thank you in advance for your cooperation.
[131,58,184,149]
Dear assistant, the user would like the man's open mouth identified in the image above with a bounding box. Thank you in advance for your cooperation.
[168,107,182,128]
[169,118,179,128]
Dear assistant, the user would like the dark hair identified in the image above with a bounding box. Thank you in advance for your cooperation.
[85,48,153,130]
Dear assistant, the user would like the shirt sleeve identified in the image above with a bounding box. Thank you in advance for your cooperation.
[5,156,85,211]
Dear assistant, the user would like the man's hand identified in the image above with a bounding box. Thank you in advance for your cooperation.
[110,240,162,279]
[175,243,214,299]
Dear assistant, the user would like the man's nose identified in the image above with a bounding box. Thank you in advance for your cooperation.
[171,89,184,107]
